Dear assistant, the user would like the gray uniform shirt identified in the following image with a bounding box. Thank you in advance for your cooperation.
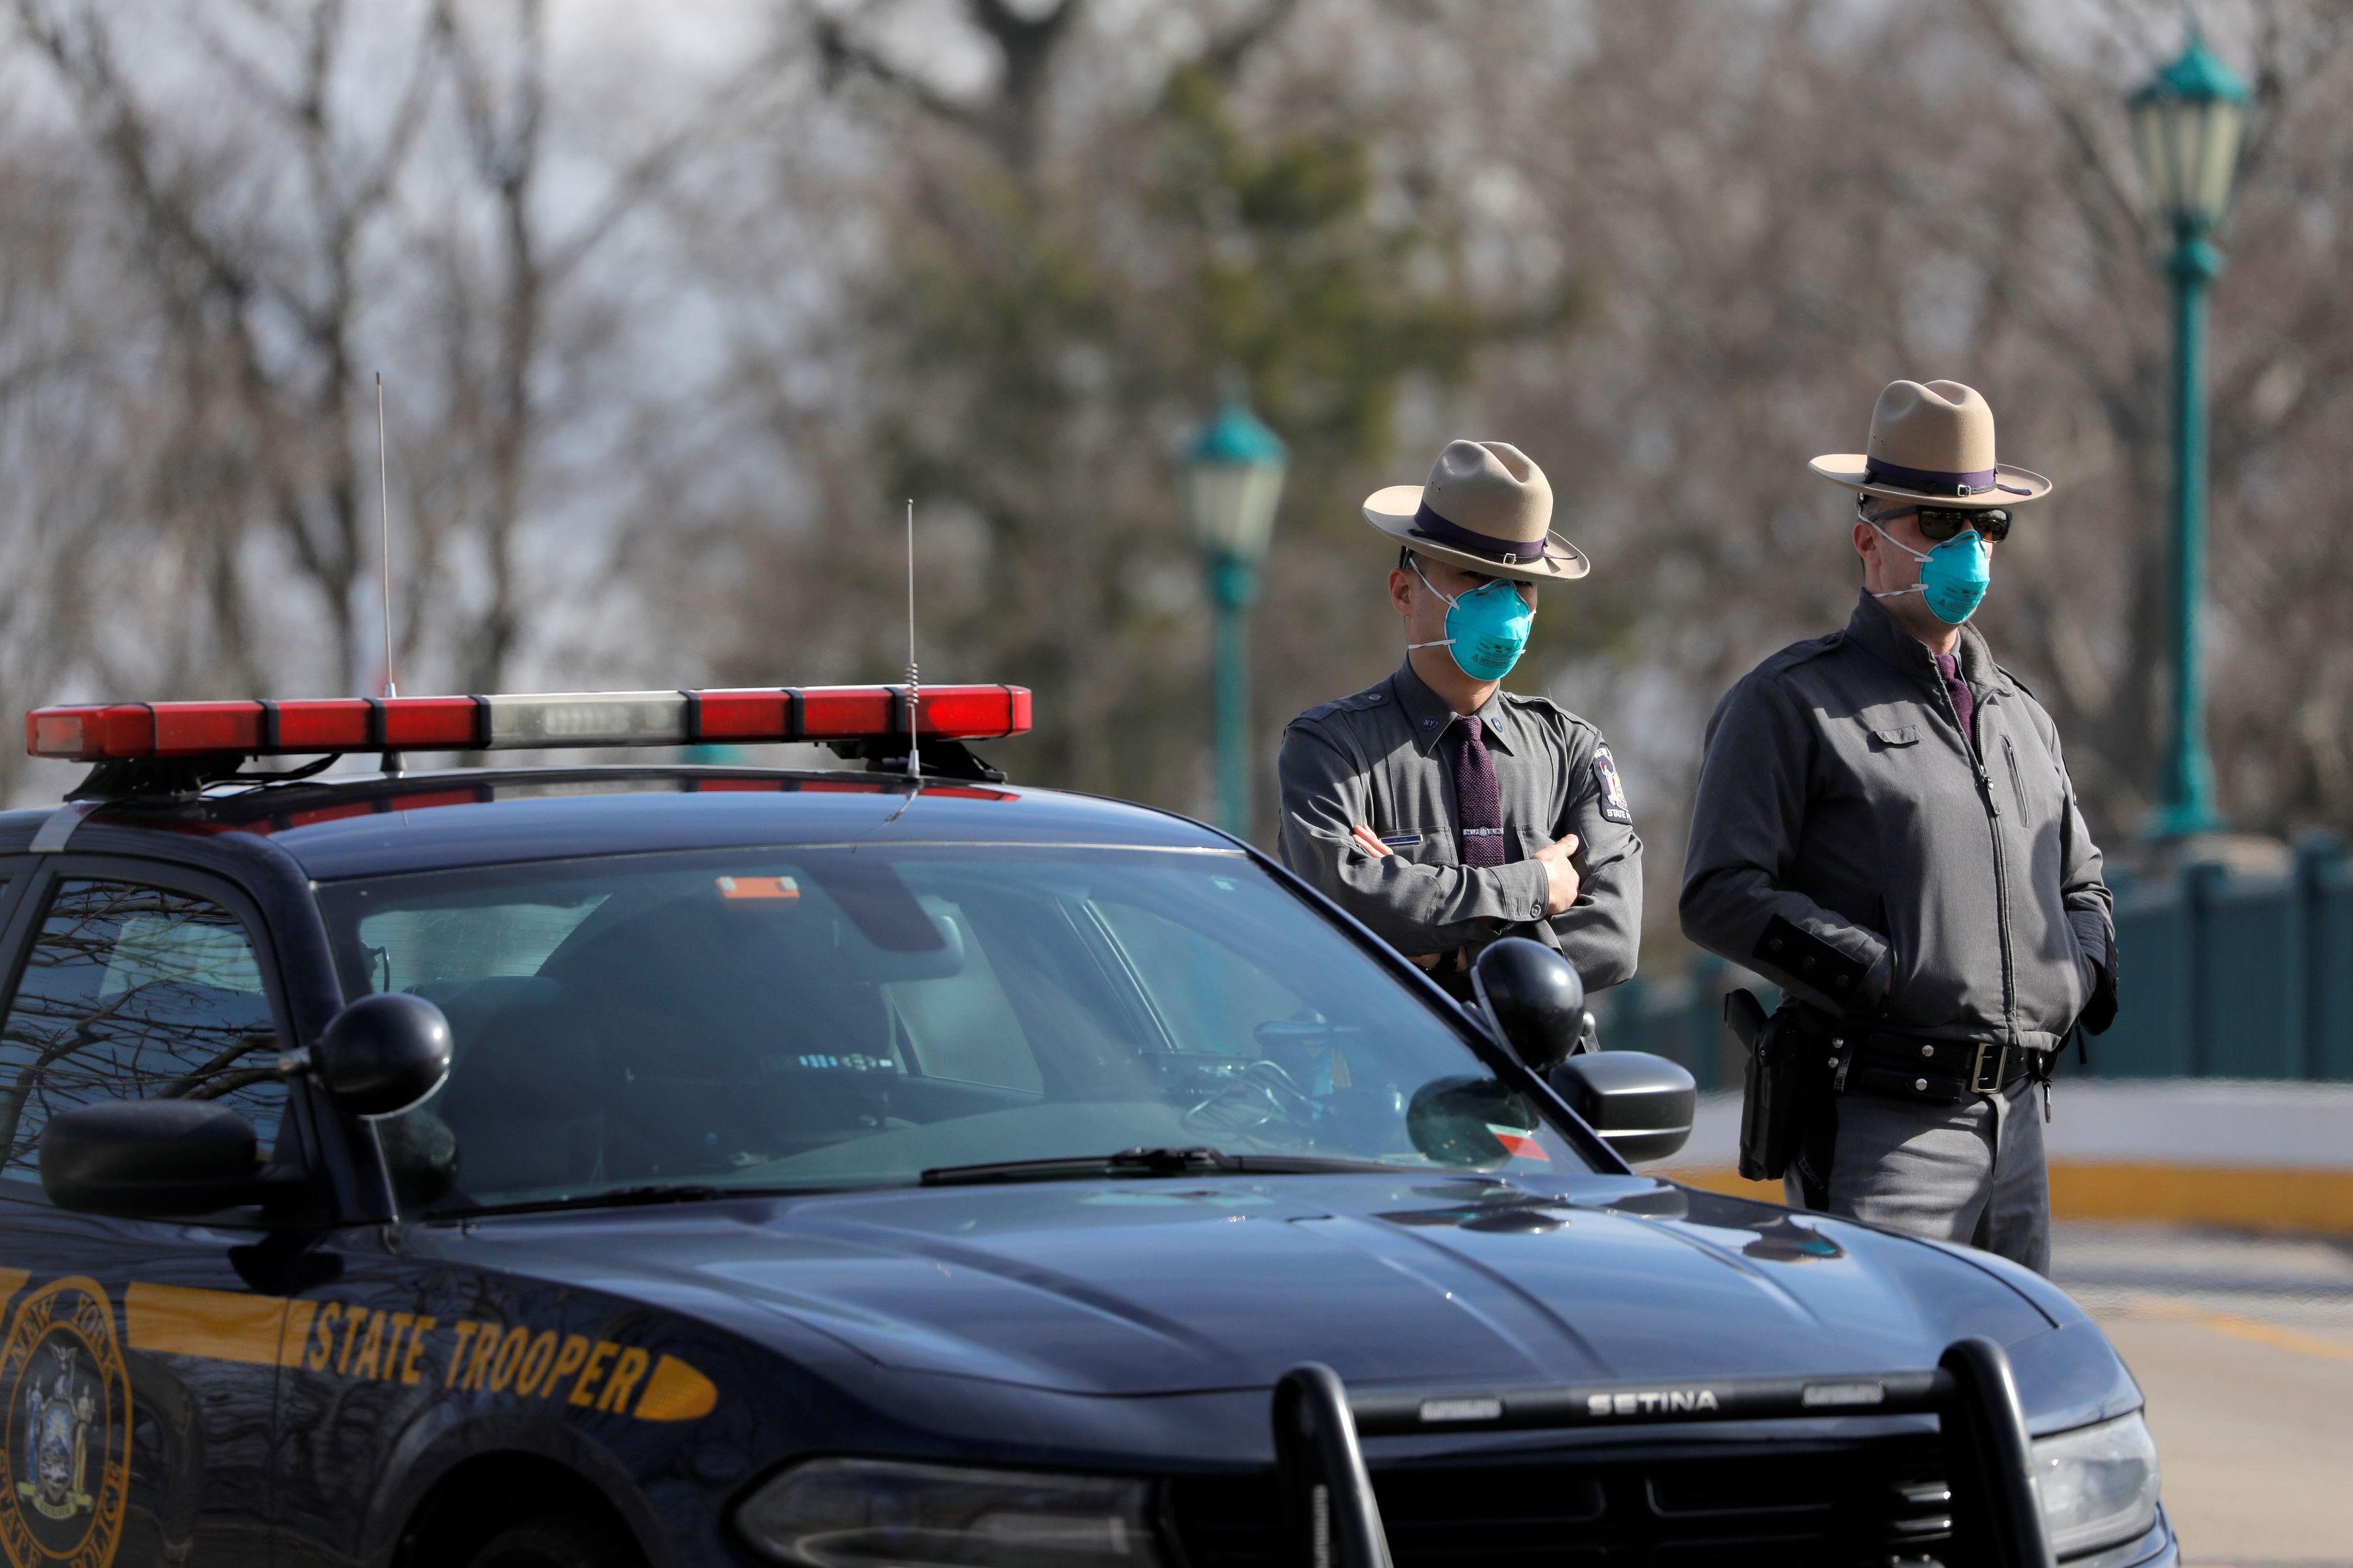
[1277,659,1642,989]
[1680,590,2114,1053]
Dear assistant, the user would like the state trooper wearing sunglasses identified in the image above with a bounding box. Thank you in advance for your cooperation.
[1680,380,2118,1274]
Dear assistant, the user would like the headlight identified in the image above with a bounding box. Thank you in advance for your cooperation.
[2031,1411,2162,1558]
[735,1457,1166,1568]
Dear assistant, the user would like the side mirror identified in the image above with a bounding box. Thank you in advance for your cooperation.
[1472,937,1587,1071]
[40,1100,268,1216]
[310,993,452,1119]
[1550,1052,1696,1165]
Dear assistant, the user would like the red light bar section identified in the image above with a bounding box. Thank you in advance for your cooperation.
[272,699,376,751]
[25,685,1031,761]
[153,701,266,755]
[691,690,795,745]
[385,697,485,750]
[796,687,895,740]
[910,684,1031,740]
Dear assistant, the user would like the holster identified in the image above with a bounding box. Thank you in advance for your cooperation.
[1728,989,1823,1183]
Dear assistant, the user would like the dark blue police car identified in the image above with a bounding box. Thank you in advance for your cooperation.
[0,686,2168,1567]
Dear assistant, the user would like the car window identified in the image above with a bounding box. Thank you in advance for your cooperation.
[0,879,284,1183]
[319,847,1583,1213]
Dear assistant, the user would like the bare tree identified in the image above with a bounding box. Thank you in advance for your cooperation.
[1,0,795,740]
[13,0,442,696]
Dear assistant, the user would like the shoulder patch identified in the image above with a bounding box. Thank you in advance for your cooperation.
[1592,744,1632,825]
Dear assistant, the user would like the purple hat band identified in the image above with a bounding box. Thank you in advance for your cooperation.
[1409,503,1566,566]
[1865,458,2032,498]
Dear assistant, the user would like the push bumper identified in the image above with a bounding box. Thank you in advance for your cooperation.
[1270,1336,2061,1567]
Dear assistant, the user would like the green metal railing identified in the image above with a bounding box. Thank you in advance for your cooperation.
[1594,836,2353,1087]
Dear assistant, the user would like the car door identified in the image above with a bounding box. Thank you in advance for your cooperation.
[0,855,308,1567]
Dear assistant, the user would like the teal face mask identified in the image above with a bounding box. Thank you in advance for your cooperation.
[1868,515,1991,625]
[1407,559,1535,681]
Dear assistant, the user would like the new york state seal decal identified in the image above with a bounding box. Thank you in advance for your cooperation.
[0,1278,128,1568]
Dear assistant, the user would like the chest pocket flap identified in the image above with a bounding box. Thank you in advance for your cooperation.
[1870,725,1921,749]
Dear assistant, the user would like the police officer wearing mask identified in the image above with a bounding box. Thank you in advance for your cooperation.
[1279,440,1641,999]
[1681,380,2118,1274]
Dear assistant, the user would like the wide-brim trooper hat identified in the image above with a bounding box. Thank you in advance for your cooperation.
[1808,379,2052,509]
[1362,440,1590,583]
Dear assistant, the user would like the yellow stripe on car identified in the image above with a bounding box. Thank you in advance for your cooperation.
[124,1282,311,1367]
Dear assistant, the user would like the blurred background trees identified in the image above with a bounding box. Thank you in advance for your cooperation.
[6,0,2353,966]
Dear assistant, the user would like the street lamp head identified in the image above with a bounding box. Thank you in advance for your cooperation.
[2130,31,2253,233]
[1185,386,1289,568]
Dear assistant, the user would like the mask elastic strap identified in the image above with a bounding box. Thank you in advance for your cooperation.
[1862,508,1935,602]
[1406,558,1460,651]
[1862,513,1933,565]
[1408,556,1460,610]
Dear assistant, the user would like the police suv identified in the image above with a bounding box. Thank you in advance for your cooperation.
[0,685,2167,1568]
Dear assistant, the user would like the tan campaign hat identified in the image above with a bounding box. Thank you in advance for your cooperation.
[1362,440,1590,583]
[1808,380,2052,509]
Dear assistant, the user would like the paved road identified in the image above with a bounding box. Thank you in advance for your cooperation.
[2050,1223,2353,1567]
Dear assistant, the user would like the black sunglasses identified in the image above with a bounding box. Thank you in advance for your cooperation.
[1861,499,2011,544]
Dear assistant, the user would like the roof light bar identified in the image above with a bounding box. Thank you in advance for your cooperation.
[24,686,1031,763]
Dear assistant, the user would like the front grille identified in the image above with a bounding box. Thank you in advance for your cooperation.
[1167,1435,1954,1567]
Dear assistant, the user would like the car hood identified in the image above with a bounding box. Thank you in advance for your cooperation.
[521,1174,2055,1397]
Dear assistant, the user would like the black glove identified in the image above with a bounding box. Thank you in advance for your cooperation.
[2080,931,2119,1036]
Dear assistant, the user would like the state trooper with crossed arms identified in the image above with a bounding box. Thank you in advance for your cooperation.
[1681,380,2119,1274]
[1277,440,1642,1002]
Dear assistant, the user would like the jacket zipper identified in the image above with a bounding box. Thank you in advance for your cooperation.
[2003,734,2028,817]
[1931,664,2018,1050]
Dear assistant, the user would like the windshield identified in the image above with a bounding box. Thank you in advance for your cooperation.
[317,845,1585,1213]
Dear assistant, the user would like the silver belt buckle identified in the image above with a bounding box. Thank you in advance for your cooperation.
[1968,1043,2008,1094]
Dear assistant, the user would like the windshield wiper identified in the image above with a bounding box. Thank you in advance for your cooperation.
[433,1182,754,1219]
[918,1147,1400,1188]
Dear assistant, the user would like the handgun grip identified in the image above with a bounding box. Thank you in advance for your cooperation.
[1724,987,1769,1053]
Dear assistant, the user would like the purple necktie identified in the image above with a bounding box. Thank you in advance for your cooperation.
[1448,716,1507,868]
[1935,652,1976,754]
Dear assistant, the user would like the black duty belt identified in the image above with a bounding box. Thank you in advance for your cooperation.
[1843,1032,2048,1106]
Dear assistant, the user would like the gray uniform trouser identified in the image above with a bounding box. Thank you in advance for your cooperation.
[1783,1079,2050,1275]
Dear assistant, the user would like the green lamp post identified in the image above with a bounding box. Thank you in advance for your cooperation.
[1185,388,1288,839]
[2130,31,2251,840]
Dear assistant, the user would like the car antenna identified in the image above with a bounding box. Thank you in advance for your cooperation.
[376,371,403,778]
[904,497,920,782]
